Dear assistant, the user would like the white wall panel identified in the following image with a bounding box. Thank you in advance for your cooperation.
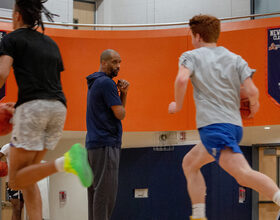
[202,0,232,18]
[96,1,105,24]
[44,0,73,23]
[0,8,12,18]
[154,0,197,23]
[0,0,13,10]
[49,172,88,220]
[255,0,280,13]
[96,0,251,27]
[111,0,147,24]
[147,0,156,23]
[0,0,73,27]
[232,0,251,16]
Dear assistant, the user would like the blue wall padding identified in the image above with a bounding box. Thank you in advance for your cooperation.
[112,145,252,220]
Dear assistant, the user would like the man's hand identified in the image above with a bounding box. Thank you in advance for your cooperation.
[168,101,179,114]
[117,79,130,93]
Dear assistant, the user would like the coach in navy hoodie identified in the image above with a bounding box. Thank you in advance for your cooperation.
[86,49,129,220]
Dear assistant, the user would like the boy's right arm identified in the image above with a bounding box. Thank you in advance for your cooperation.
[242,77,260,118]
[168,65,191,114]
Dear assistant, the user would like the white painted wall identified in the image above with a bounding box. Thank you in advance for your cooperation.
[0,0,13,10]
[49,172,88,220]
[96,0,251,26]
[44,0,73,24]
[255,0,280,13]
[0,0,73,27]
[45,138,88,220]
[0,8,12,18]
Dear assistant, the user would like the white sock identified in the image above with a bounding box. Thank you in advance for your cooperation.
[273,191,280,206]
[55,157,65,172]
[192,203,206,219]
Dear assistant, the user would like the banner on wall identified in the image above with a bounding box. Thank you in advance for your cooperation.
[267,27,280,106]
[0,31,7,101]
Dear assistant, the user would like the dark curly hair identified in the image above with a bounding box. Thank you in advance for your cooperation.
[15,0,58,32]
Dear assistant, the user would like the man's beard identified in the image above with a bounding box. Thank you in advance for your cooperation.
[109,69,119,78]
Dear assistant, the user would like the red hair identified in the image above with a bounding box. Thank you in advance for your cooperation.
[189,14,220,43]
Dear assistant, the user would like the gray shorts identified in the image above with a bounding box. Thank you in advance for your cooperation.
[11,100,67,151]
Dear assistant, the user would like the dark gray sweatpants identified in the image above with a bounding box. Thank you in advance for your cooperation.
[87,146,121,220]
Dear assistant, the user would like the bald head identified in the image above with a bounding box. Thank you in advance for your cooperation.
[100,49,120,63]
[99,49,121,78]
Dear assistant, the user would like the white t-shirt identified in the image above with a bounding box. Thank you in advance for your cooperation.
[179,46,254,128]
[0,143,10,182]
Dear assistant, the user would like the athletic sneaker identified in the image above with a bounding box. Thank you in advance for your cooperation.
[64,143,93,187]
[190,217,207,220]
[276,210,280,220]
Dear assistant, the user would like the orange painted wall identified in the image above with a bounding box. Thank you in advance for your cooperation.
[0,17,280,132]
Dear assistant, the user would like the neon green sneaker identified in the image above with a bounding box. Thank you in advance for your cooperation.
[64,143,93,187]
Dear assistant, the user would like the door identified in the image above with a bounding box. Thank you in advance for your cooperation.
[73,0,95,30]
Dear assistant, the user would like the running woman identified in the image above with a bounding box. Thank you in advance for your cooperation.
[0,1,92,219]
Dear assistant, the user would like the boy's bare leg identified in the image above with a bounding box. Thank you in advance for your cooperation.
[182,142,214,203]
[219,147,279,200]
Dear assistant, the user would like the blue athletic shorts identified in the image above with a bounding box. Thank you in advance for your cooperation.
[198,123,243,162]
